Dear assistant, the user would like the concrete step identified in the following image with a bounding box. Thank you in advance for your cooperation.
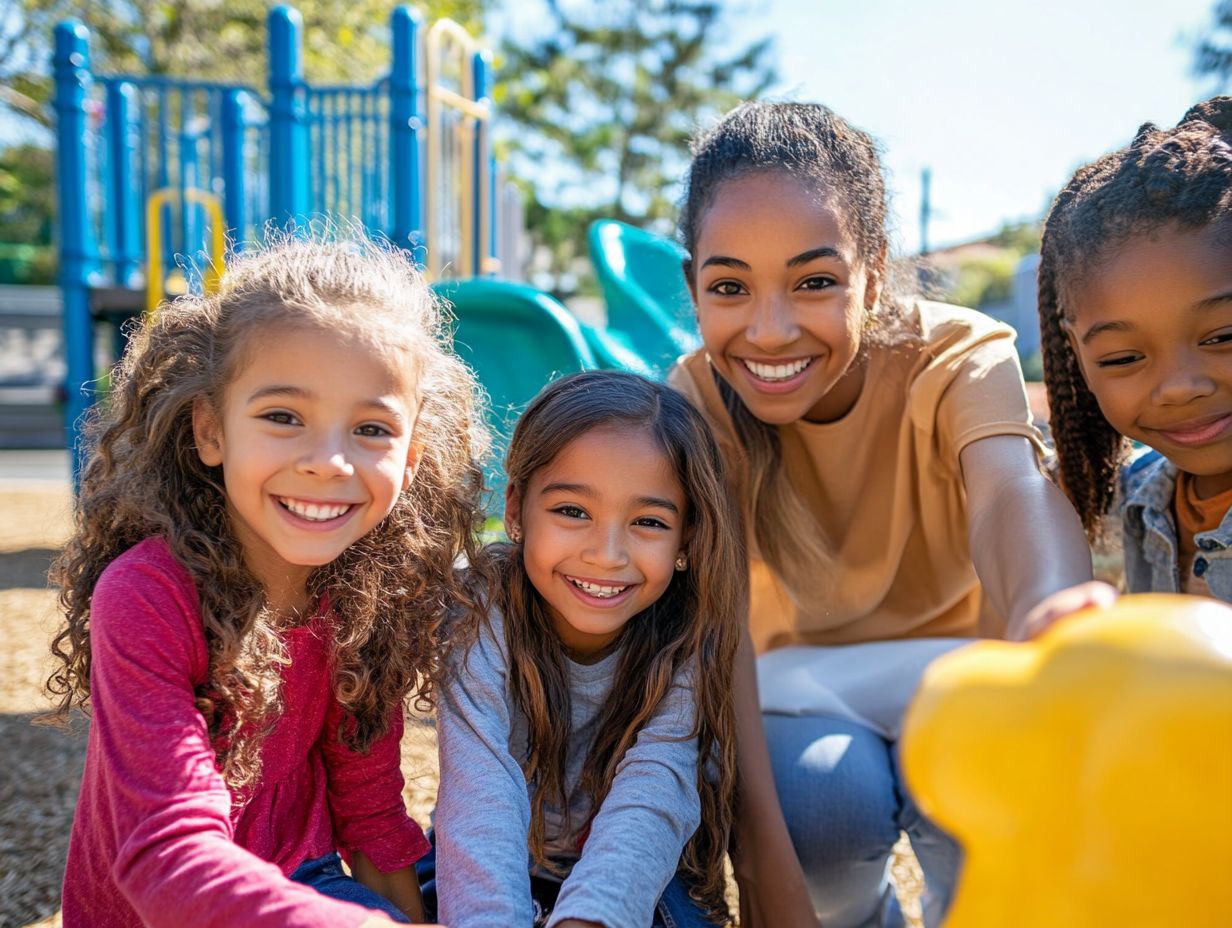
[0,385,64,449]
[0,287,66,449]
[0,411,64,446]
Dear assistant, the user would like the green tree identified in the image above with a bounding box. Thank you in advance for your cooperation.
[496,0,776,292]
[1,0,489,131]
[0,0,491,280]
[0,143,56,282]
[1194,0,1232,88]
[0,143,54,242]
[988,219,1041,256]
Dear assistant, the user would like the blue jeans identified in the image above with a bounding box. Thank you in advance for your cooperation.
[416,828,719,927]
[764,714,962,928]
[290,852,411,923]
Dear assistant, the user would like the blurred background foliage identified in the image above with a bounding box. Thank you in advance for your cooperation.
[0,0,489,283]
[493,0,776,295]
[3,0,1228,302]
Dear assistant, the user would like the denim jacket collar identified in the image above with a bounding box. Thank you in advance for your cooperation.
[1120,449,1232,599]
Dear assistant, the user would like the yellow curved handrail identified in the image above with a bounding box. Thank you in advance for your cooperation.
[146,187,226,316]
[424,18,496,280]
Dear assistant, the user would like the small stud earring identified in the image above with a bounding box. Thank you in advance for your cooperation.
[674,553,688,571]
[508,525,523,544]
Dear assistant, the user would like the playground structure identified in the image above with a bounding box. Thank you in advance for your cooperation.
[52,5,704,488]
[53,4,510,472]
[587,219,699,374]
[900,594,1232,927]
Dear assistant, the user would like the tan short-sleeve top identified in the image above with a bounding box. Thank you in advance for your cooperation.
[668,301,1045,652]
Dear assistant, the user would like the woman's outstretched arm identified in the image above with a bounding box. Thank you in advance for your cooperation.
[960,434,1116,640]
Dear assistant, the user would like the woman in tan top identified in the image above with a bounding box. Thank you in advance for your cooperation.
[669,102,1110,928]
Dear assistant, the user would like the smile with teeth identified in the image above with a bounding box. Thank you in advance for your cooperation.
[567,576,632,598]
[277,497,355,522]
[741,357,814,382]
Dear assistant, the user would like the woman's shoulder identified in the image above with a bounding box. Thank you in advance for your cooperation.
[884,299,1023,391]
[907,299,1018,354]
[666,348,715,409]
[665,350,742,453]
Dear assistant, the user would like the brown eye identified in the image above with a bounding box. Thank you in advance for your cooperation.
[1095,354,1142,368]
[798,275,836,291]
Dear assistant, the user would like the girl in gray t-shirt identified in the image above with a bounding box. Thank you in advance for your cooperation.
[429,371,745,928]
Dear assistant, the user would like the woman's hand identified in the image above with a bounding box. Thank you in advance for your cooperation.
[1015,580,1120,641]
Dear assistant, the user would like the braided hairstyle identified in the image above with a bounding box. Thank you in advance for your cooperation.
[1039,96,1232,537]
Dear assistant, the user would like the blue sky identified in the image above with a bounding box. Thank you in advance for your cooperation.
[744,0,1222,252]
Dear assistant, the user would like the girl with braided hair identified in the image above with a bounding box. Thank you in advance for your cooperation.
[1039,96,1232,600]
[668,100,1107,928]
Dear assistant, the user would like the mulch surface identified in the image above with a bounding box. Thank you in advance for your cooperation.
[0,484,925,927]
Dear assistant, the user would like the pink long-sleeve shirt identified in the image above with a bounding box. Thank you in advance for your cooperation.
[61,537,429,927]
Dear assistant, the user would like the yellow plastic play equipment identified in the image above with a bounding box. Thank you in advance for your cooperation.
[424,18,497,281]
[901,594,1232,928]
[145,187,226,315]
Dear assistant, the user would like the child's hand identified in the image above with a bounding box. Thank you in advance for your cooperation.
[1015,581,1119,641]
[552,921,604,928]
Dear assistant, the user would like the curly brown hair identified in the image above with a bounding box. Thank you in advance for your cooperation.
[46,233,489,791]
[1038,96,1232,536]
[476,371,743,924]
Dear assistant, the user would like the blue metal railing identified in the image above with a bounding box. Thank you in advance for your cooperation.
[53,4,498,480]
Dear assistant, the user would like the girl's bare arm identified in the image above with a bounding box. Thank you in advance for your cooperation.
[350,851,427,923]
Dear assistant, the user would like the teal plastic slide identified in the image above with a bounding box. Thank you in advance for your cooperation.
[431,277,650,508]
[587,219,700,375]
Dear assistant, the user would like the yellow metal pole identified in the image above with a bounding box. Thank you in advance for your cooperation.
[145,187,226,316]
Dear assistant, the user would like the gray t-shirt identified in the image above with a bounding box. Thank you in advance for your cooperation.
[435,608,701,928]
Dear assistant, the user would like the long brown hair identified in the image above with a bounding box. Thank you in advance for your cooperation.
[481,370,743,923]
[47,233,489,791]
[678,100,912,605]
[1038,96,1232,536]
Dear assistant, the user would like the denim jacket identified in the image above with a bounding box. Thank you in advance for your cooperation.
[1120,449,1232,601]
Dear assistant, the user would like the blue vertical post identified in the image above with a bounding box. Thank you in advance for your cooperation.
[390,6,423,265]
[268,6,308,229]
[180,90,202,290]
[54,21,97,479]
[106,81,141,287]
[471,49,491,277]
[220,89,247,247]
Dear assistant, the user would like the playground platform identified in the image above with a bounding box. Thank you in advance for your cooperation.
[0,450,70,487]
